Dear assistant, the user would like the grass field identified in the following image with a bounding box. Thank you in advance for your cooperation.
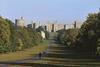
[0,40,49,62]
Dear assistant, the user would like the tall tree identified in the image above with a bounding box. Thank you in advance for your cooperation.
[76,12,100,54]
[0,17,11,53]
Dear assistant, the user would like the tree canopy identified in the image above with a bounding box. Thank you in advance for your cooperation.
[0,17,43,53]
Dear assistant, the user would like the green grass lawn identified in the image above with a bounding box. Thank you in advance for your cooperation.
[0,40,49,62]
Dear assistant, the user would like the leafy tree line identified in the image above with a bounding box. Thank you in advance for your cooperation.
[57,29,79,48]
[57,11,100,55]
[0,17,43,53]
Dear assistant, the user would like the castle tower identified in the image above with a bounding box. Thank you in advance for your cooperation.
[15,17,26,27]
[74,21,77,28]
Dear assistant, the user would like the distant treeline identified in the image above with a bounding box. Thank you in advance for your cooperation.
[57,12,100,55]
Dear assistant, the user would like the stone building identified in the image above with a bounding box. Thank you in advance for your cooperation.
[27,20,40,29]
[46,23,53,32]
[15,17,26,27]
[74,21,83,28]
[27,23,36,29]
[45,21,83,32]
[64,24,74,29]
[46,22,64,32]
[27,20,83,32]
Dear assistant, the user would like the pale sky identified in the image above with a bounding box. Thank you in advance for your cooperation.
[0,0,100,24]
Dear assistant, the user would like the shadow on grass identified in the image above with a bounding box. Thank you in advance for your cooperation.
[46,44,100,60]
[45,52,100,59]
[0,62,65,67]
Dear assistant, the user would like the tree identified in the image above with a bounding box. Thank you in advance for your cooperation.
[75,12,100,54]
[0,17,11,53]
[5,19,16,52]
[0,17,43,53]
[36,26,49,39]
[57,29,79,48]
[36,26,45,32]
[64,29,79,48]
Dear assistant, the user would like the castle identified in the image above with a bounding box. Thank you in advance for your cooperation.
[15,17,83,32]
